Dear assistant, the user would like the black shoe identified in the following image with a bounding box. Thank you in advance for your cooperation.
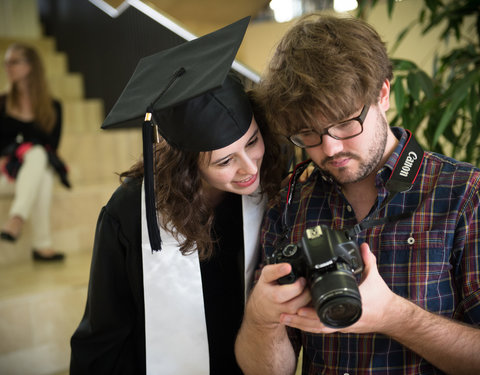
[32,249,65,262]
[1,231,17,242]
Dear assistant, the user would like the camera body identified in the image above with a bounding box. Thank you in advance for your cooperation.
[267,224,364,328]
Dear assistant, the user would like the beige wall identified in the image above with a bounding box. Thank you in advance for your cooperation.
[240,20,293,75]
[238,0,476,76]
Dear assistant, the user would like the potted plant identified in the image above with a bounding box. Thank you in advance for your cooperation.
[357,0,480,165]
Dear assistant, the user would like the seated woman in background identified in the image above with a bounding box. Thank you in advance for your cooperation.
[0,43,69,261]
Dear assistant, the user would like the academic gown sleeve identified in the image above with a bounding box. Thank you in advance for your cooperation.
[70,178,146,375]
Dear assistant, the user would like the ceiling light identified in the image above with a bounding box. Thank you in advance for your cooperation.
[333,0,358,13]
[269,0,302,23]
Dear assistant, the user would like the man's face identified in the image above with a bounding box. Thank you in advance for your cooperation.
[301,79,392,186]
[306,105,389,185]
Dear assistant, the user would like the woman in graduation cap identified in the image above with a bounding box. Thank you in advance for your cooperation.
[70,18,288,375]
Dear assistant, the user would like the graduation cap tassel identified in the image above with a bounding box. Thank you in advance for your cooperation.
[142,68,188,252]
[143,111,162,251]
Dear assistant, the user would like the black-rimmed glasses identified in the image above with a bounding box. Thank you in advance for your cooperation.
[289,105,369,148]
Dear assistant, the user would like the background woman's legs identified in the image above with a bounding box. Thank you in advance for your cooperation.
[1,145,64,260]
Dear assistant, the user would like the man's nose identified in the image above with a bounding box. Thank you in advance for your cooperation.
[319,134,344,157]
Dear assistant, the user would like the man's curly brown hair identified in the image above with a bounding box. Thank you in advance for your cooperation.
[256,13,393,137]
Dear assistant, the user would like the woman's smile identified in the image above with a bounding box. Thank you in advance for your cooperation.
[233,173,258,188]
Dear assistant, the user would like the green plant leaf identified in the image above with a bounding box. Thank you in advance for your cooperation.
[415,71,435,99]
[391,58,418,71]
[387,0,396,18]
[425,0,441,14]
[432,72,479,146]
[407,73,421,101]
[355,0,480,164]
[393,78,406,114]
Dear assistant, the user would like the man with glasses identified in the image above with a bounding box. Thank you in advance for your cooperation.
[235,14,480,375]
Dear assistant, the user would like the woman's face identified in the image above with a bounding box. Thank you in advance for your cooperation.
[199,116,265,197]
[4,48,31,84]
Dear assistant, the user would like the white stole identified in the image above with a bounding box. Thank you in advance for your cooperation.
[141,184,265,374]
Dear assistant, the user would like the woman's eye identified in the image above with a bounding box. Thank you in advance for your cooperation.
[217,158,232,167]
[247,136,258,147]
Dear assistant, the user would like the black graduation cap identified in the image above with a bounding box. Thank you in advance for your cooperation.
[101,16,253,251]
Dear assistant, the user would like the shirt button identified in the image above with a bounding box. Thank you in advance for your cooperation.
[407,236,415,245]
[346,205,352,212]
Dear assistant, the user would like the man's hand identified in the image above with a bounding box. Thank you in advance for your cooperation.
[278,243,397,334]
[247,263,311,327]
[235,263,311,375]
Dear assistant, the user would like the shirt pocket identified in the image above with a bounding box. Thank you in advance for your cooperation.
[375,230,453,312]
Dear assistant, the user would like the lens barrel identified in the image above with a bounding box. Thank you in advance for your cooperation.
[310,269,362,328]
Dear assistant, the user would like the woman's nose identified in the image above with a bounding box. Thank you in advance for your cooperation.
[239,154,258,174]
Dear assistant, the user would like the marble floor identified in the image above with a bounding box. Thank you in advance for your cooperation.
[0,249,92,375]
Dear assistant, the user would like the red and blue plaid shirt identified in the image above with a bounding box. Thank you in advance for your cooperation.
[261,127,480,374]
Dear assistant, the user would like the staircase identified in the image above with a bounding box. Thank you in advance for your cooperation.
[0,1,142,374]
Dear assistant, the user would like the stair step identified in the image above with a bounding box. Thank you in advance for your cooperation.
[0,182,121,266]
[62,99,105,133]
[0,37,56,53]
[48,73,85,100]
[58,129,142,186]
[0,250,91,375]
[0,1,42,39]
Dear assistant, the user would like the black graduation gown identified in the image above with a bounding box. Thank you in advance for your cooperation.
[70,178,246,375]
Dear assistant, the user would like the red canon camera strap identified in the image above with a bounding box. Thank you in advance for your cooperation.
[349,129,424,236]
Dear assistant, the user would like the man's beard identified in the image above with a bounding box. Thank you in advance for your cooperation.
[319,111,388,185]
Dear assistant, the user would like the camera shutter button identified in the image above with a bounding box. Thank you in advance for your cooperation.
[407,236,415,245]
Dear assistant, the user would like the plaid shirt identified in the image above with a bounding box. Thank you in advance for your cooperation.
[261,127,480,375]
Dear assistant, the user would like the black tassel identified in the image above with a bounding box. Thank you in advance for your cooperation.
[141,67,186,252]
[142,116,162,251]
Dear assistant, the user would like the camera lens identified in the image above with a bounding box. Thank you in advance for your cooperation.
[309,269,362,328]
[320,296,362,328]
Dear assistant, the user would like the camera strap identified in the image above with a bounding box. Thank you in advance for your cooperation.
[282,158,313,231]
[348,129,424,236]
[282,129,425,237]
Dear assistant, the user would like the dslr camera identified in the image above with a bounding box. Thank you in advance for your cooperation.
[267,225,363,328]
